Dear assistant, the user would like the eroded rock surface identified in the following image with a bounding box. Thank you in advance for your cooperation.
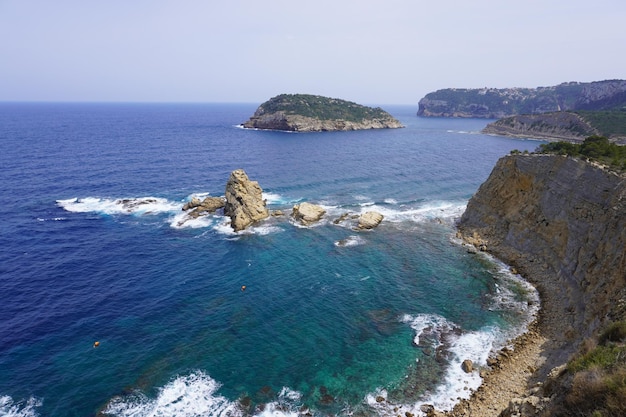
[357,211,384,230]
[224,169,269,231]
[292,202,326,225]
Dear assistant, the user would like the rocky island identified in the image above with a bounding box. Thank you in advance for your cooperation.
[242,94,403,132]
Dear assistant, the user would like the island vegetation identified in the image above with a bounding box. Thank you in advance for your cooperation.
[242,94,403,132]
[257,94,393,123]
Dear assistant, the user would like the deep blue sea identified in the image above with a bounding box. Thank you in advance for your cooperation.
[0,103,541,417]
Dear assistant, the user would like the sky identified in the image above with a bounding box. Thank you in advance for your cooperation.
[1,0,625,105]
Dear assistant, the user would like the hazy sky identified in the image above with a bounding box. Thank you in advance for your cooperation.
[1,0,624,105]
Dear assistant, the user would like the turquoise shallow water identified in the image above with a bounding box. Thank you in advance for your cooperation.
[0,103,540,417]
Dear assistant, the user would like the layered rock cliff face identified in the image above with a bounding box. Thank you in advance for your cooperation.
[242,94,403,132]
[481,112,598,141]
[458,155,626,368]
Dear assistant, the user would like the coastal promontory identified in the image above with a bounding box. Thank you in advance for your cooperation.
[242,94,403,132]
[417,79,626,118]
[455,153,626,416]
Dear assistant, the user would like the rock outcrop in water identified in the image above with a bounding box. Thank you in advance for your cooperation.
[456,154,626,415]
[224,169,269,231]
[242,94,403,132]
[357,211,384,229]
[182,196,226,218]
[292,202,326,225]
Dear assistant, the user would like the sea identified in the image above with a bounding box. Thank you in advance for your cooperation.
[0,103,541,417]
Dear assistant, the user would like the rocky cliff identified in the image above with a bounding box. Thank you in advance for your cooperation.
[458,154,625,370]
[418,80,626,118]
[242,94,403,132]
[481,112,598,141]
[456,154,626,415]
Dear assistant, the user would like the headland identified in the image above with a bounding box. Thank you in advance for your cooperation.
[451,154,626,416]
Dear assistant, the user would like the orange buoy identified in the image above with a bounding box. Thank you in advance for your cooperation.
[241,285,246,291]
[93,341,100,348]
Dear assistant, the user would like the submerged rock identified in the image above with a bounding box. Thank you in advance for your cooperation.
[224,169,269,231]
[292,202,326,225]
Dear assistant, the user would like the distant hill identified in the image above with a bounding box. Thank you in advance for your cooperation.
[482,110,626,143]
[242,94,403,132]
[417,80,626,118]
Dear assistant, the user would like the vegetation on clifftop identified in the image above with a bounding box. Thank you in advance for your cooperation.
[529,135,626,171]
[576,110,626,137]
[257,94,393,123]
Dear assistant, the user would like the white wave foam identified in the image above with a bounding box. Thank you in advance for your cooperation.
[327,200,467,229]
[262,192,301,206]
[103,372,306,417]
[383,198,398,205]
[254,387,302,417]
[484,259,540,342]
[417,328,495,412]
[57,197,180,215]
[384,314,498,413]
[0,396,41,417]
[104,372,243,417]
[400,314,454,347]
[368,201,467,224]
[334,235,365,247]
[169,211,217,229]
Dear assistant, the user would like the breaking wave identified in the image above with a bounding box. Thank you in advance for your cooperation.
[102,372,305,417]
[0,396,41,417]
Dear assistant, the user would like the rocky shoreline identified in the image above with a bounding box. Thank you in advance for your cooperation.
[450,154,626,417]
[444,255,558,417]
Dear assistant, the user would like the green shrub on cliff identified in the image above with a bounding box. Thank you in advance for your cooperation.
[563,320,626,416]
[535,135,626,171]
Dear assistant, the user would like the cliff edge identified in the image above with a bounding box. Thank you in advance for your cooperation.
[455,154,626,415]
